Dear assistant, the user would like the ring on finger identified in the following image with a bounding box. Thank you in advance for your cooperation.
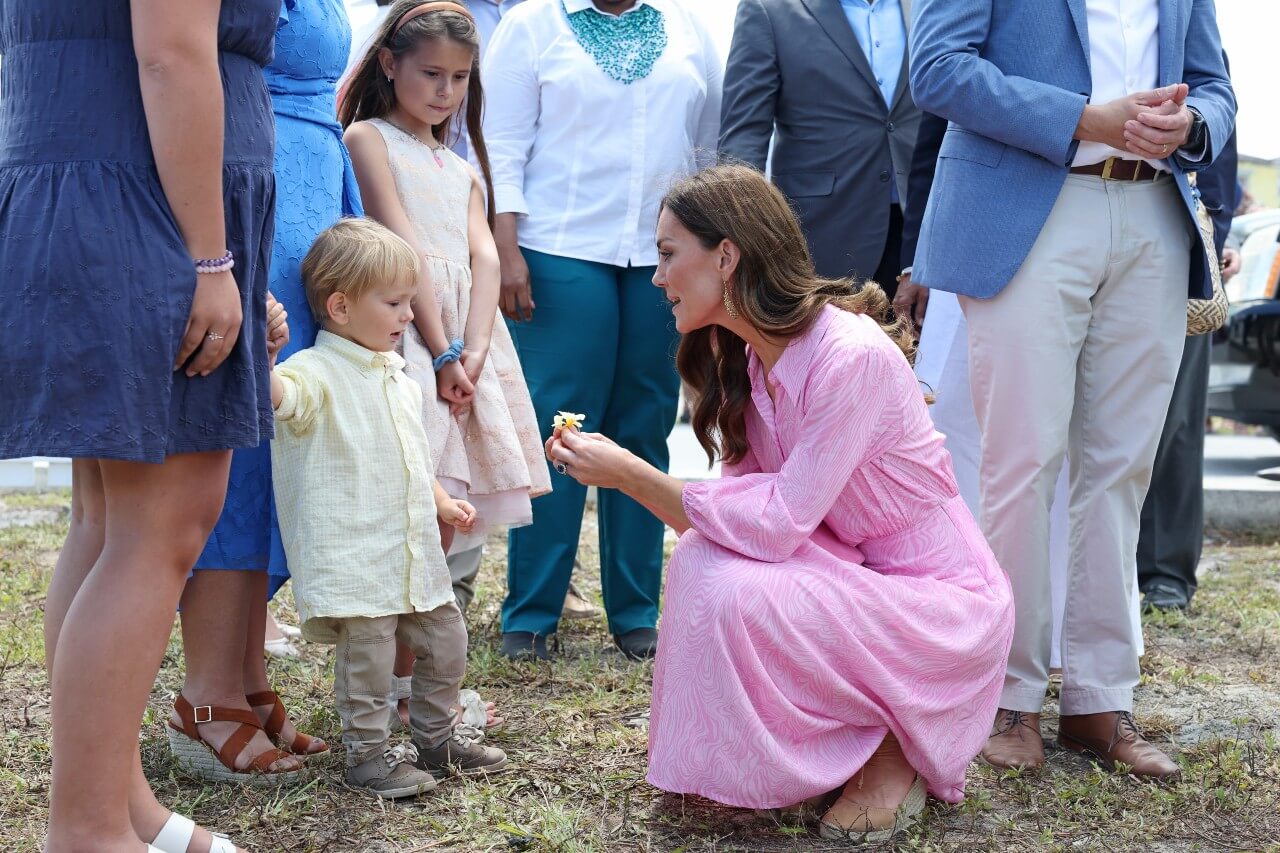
[206,332,225,342]
[554,461,569,476]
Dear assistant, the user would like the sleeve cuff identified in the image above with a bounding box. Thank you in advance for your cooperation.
[274,371,299,422]
[1177,107,1211,166]
[680,480,708,535]
[493,183,529,216]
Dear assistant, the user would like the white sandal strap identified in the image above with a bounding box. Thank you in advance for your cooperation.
[209,834,238,853]
[151,813,195,852]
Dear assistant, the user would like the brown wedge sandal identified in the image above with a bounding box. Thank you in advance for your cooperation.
[247,690,329,756]
[167,694,305,786]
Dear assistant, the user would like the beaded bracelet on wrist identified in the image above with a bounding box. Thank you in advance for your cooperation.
[194,251,235,275]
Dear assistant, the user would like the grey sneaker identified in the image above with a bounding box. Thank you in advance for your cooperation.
[415,728,508,778]
[346,743,438,799]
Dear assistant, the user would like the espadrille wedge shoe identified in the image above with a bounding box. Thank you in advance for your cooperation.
[247,689,329,756]
[818,776,926,843]
[167,694,305,786]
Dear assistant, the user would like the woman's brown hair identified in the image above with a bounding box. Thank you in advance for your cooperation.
[662,164,919,466]
[339,0,495,223]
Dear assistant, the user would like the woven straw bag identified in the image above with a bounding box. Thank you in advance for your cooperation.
[1187,172,1228,337]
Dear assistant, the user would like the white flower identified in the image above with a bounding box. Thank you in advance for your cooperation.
[553,411,586,431]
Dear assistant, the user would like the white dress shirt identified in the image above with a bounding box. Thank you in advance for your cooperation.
[1073,0,1164,169]
[483,0,722,267]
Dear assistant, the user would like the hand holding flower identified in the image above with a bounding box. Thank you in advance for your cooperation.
[547,428,634,490]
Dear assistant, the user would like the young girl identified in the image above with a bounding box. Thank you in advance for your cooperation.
[341,0,550,557]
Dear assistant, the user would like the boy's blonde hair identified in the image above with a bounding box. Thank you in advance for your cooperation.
[302,218,420,323]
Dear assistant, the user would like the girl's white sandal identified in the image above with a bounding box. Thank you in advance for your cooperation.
[150,811,238,853]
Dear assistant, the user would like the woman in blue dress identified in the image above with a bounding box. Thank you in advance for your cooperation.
[168,0,362,785]
[0,1,277,849]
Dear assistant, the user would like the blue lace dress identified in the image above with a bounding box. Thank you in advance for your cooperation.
[195,0,362,593]
[0,0,277,462]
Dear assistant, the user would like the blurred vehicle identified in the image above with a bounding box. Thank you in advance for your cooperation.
[1209,209,1280,437]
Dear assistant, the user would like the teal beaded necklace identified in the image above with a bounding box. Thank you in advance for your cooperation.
[561,1,668,85]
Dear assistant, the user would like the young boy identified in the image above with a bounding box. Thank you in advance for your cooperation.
[271,218,507,798]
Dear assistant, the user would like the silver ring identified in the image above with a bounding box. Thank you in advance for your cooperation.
[554,462,568,476]
[206,332,225,342]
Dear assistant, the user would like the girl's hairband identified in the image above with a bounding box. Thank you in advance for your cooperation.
[392,1,475,35]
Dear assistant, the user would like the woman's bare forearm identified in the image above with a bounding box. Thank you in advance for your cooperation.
[619,455,691,534]
[132,1,228,261]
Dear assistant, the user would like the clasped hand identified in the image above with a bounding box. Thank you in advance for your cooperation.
[1085,83,1194,160]
[545,427,632,490]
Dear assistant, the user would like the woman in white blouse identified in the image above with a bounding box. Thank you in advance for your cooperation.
[484,0,721,661]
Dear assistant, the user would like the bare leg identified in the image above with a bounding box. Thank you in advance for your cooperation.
[172,569,300,772]
[263,609,285,643]
[44,452,234,852]
[242,576,327,754]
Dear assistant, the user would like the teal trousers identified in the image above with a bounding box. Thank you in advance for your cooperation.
[503,248,679,636]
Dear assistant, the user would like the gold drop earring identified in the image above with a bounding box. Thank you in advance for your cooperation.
[722,279,740,319]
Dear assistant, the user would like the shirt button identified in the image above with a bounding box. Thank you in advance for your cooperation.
[875,41,881,48]
[877,77,885,85]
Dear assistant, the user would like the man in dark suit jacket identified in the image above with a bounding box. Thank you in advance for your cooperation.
[891,110,945,325]
[719,0,921,297]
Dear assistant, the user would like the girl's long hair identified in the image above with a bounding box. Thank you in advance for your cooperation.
[663,165,919,466]
[340,0,495,222]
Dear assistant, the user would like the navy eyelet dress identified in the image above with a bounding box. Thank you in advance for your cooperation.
[0,0,278,463]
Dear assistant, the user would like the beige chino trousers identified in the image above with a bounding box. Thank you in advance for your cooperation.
[325,603,468,765]
[961,174,1192,715]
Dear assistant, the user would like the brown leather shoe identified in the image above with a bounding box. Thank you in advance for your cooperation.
[981,709,1045,769]
[1058,711,1180,781]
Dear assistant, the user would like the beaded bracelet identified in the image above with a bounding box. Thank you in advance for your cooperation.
[432,338,465,372]
[194,251,235,275]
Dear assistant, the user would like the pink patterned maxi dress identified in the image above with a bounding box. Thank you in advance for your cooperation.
[647,305,1015,808]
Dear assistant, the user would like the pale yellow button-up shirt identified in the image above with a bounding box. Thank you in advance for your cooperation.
[272,331,453,643]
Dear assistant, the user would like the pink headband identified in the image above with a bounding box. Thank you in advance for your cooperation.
[392,1,475,35]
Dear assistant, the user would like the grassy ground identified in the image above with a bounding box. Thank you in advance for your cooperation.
[1,490,1278,852]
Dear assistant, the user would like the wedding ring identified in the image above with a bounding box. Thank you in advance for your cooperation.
[206,332,225,342]
[554,462,568,476]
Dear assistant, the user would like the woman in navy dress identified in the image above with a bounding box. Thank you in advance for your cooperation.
[0,1,276,850]
[171,0,361,785]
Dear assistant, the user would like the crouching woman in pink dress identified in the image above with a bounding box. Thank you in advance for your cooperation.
[546,165,1015,842]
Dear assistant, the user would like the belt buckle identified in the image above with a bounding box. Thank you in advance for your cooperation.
[193,705,214,724]
[1101,157,1116,181]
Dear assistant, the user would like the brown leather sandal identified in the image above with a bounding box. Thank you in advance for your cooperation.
[247,689,329,756]
[166,694,304,786]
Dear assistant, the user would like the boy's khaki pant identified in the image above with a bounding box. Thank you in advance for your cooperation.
[327,603,467,766]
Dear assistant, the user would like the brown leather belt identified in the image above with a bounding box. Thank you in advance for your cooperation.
[1069,157,1166,182]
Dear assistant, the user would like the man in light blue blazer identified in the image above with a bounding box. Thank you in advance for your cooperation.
[909,0,1234,778]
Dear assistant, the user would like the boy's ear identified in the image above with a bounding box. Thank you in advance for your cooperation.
[326,292,350,326]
